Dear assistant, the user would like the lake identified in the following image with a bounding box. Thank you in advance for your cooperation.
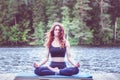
[0,46,120,74]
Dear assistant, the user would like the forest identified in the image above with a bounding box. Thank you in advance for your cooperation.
[0,0,120,46]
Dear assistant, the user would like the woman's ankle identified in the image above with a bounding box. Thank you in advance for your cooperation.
[47,66,60,73]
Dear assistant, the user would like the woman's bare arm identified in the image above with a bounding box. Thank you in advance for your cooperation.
[34,48,49,68]
[66,41,80,67]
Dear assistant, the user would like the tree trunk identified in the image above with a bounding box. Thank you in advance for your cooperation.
[114,18,117,44]
[25,0,28,5]
[100,0,104,28]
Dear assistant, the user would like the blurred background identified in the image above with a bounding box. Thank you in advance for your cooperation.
[0,0,120,74]
[0,0,120,46]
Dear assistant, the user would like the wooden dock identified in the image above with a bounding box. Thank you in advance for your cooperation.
[0,73,120,80]
[93,73,120,80]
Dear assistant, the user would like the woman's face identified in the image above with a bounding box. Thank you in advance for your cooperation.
[54,26,60,37]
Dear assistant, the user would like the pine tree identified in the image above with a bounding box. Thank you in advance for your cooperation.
[108,0,120,44]
[89,0,112,45]
[70,0,93,45]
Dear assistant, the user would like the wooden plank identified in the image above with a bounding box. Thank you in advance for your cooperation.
[0,73,16,80]
[113,73,120,80]
[92,73,105,80]
[92,73,120,80]
[106,73,120,80]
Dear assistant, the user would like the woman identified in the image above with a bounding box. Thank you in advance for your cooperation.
[34,22,80,76]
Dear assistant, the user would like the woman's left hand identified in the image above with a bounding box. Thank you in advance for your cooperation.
[74,62,80,67]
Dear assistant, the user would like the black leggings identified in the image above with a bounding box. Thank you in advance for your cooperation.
[34,62,79,76]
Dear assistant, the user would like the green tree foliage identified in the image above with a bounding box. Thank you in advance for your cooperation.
[88,0,112,45]
[0,0,33,46]
[0,0,120,46]
[98,0,112,45]
[31,22,44,45]
[108,0,120,44]
[70,0,93,45]
[116,18,120,42]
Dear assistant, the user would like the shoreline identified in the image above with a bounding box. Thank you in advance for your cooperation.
[1,45,120,48]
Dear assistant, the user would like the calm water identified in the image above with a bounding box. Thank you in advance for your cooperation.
[0,46,120,74]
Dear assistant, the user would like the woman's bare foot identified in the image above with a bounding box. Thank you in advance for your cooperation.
[47,66,60,73]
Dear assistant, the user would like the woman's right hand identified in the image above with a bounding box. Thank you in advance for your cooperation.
[34,62,39,68]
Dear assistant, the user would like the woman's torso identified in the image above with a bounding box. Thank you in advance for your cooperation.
[49,42,66,62]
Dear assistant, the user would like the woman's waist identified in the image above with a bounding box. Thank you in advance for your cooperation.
[51,57,65,62]
[50,59,66,69]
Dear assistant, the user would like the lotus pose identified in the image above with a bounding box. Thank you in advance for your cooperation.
[34,22,80,76]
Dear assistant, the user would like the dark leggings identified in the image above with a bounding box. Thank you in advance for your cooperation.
[34,62,79,76]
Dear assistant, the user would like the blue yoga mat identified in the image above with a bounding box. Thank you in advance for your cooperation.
[15,72,93,79]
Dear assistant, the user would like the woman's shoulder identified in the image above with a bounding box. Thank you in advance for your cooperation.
[65,40,70,47]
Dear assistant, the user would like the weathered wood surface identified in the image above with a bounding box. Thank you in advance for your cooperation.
[0,73,120,80]
[0,73,16,80]
[93,73,120,80]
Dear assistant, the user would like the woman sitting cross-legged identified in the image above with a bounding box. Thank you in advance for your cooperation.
[34,22,80,76]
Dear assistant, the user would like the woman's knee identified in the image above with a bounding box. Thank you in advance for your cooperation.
[34,67,45,75]
[59,67,79,76]
[74,67,79,74]
[34,68,40,75]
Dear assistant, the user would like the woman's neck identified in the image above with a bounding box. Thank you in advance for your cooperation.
[52,37,60,47]
[54,37,59,41]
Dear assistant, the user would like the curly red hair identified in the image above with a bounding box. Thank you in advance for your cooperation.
[44,22,66,49]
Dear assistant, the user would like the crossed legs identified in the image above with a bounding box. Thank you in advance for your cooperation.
[34,66,79,76]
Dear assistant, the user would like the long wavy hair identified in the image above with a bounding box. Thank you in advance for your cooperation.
[44,22,66,49]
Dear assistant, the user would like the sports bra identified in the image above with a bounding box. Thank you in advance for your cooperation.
[49,45,66,57]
